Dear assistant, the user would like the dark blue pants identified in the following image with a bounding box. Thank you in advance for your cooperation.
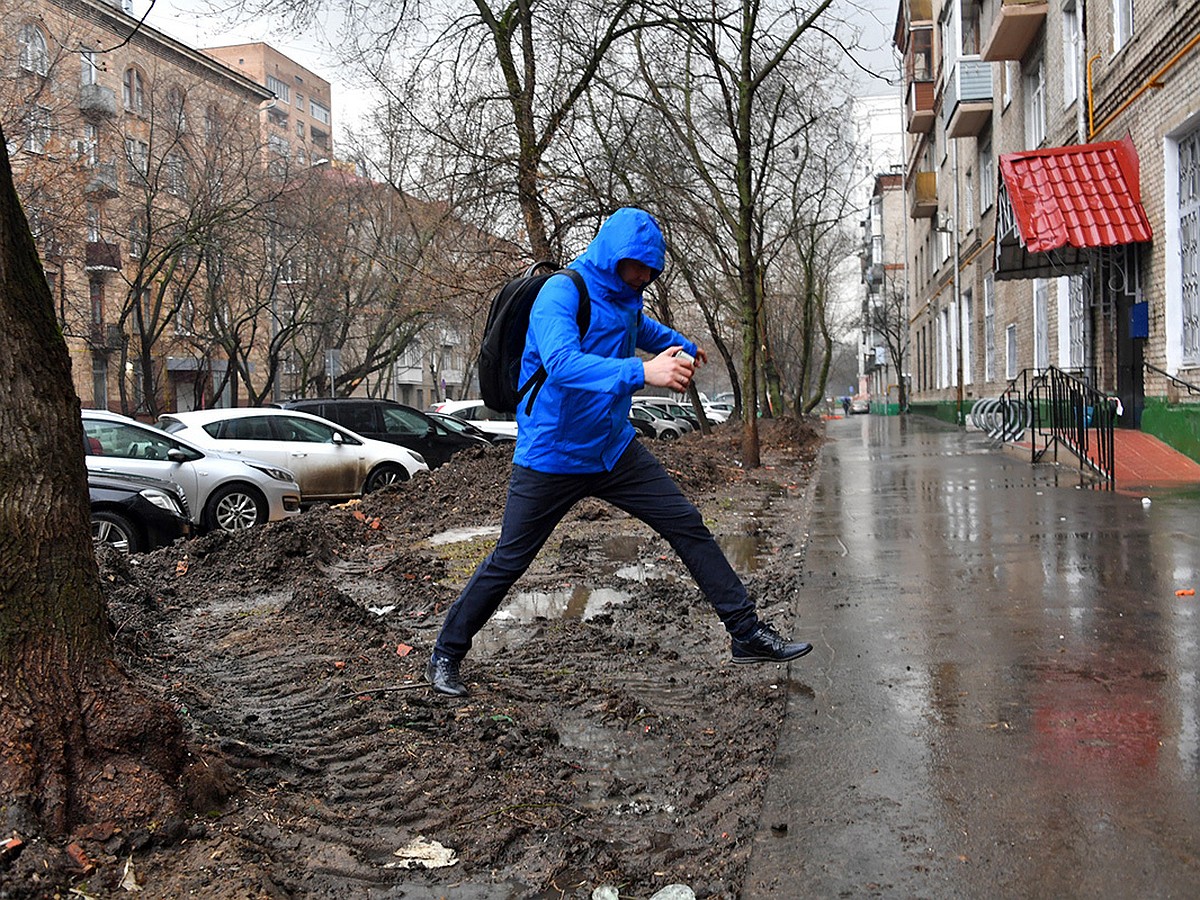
[433,440,758,661]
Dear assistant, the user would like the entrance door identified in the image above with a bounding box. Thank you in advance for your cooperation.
[1109,245,1144,427]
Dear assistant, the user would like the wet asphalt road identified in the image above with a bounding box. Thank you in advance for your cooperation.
[744,414,1200,898]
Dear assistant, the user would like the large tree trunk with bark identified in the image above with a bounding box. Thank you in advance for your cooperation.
[0,126,185,837]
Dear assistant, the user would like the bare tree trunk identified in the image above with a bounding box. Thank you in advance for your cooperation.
[0,126,185,836]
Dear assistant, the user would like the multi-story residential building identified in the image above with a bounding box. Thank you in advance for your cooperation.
[4,0,273,412]
[894,0,1200,460]
[202,42,332,167]
[860,171,909,411]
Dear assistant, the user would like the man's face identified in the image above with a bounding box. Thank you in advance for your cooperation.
[617,258,656,291]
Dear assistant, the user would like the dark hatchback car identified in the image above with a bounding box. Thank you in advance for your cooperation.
[279,399,490,468]
[89,470,191,553]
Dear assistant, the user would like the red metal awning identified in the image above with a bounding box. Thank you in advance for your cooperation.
[994,135,1152,280]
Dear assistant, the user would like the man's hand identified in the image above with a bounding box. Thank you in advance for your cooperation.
[644,346,703,393]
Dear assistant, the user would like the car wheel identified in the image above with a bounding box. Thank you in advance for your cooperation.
[661,428,679,440]
[204,484,267,533]
[92,511,141,553]
[364,463,408,493]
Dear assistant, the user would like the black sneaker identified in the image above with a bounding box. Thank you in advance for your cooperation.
[424,655,469,697]
[731,623,813,664]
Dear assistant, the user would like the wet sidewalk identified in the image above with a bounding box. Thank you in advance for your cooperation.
[743,415,1200,897]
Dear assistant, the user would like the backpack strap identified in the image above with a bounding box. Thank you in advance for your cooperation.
[516,268,591,416]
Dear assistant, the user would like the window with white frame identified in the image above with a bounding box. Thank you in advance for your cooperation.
[86,203,101,242]
[267,75,290,103]
[1063,3,1080,106]
[939,306,952,388]
[1033,278,1050,369]
[1066,274,1088,369]
[123,67,145,114]
[979,138,995,214]
[984,273,996,381]
[309,100,330,125]
[1181,124,1200,366]
[24,105,51,154]
[1113,0,1134,52]
[165,153,187,197]
[81,49,98,86]
[128,217,147,258]
[1025,58,1046,148]
[962,289,974,385]
[19,24,49,76]
[1003,61,1017,109]
[124,137,149,180]
[166,87,187,132]
[1006,324,1018,378]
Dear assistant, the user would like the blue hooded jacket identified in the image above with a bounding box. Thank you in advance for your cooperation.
[514,207,698,473]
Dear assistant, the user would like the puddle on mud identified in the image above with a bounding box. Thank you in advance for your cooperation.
[427,524,502,545]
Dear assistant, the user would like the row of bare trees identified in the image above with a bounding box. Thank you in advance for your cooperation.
[319,0,867,465]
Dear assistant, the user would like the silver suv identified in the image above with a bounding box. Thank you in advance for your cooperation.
[82,409,302,533]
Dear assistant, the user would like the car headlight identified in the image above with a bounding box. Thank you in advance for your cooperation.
[140,489,184,515]
[247,463,298,483]
[408,450,427,468]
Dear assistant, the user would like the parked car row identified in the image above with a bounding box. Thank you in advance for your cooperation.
[81,391,735,553]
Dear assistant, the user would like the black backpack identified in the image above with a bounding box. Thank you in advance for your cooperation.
[477,261,589,415]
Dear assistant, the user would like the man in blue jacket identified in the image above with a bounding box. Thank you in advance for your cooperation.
[425,207,811,696]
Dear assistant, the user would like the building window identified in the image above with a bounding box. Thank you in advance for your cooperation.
[204,104,223,145]
[1003,61,1017,109]
[81,49,98,86]
[296,121,305,137]
[124,137,149,181]
[984,273,995,382]
[1033,278,1050,369]
[24,105,51,154]
[1113,0,1134,52]
[19,24,49,76]
[90,280,104,325]
[92,356,109,410]
[165,153,187,196]
[166,87,188,132]
[129,216,147,258]
[979,137,995,213]
[296,93,304,109]
[76,123,99,166]
[1181,125,1200,366]
[1063,3,1080,106]
[962,288,974,386]
[86,202,101,241]
[310,100,330,125]
[1025,58,1046,148]
[176,289,195,335]
[267,133,290,157]
[267,75,290,103]
[1006,324,1018,379]
[123,66,145,113]
[1066,274,1089,369]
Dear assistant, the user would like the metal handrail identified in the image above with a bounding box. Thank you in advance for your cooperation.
[1145,362,1200,396]
[1025,367,1116,487]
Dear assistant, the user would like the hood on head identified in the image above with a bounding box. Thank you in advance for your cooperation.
[575,208,665,287]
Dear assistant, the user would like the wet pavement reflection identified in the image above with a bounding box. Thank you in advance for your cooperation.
[745,415,1200,897]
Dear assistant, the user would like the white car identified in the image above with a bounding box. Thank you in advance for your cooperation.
[430,399,519,440]
[629,404,682,439]
[158,408,429,502]
[82,409,302,533]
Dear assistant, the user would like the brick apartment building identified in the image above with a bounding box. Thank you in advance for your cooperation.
[202,42,332,167]
[893,0,1200,460]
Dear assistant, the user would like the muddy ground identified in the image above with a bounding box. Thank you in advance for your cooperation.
[9,418,822,899]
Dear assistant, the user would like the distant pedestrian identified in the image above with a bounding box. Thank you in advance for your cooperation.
[424,208,812,697]
[842,397,851,417]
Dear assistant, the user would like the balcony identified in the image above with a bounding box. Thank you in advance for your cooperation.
[84,162,119,199]
[981,0,1048,62]
[89,323,124,350]
[909,171,937,219]
[85,240,121,273]
[78,84,117,119]
[907,79,936,133]
[944,57,994,138]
